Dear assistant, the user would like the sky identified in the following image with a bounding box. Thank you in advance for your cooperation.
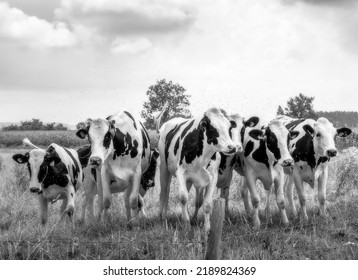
[1,0,358,125]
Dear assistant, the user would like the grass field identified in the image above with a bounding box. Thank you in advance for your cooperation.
[1,147,358,260]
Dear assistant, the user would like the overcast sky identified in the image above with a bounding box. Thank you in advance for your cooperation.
[1,0,358,125]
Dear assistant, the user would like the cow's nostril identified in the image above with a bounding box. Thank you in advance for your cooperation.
[327,149,337,157]
[90,157,102,166]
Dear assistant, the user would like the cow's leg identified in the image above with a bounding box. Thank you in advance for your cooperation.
[100,168,112,223]
[60,198,67,223]
[246,173,260,230]
[220,186,230,216]
[38,194,48,225]
[177,171,190,227]
[86,183,96,221]
[264,184,272,224]
[202,171,218,235]
[138,194,146,218]
[128,167,141,224]
[159,163,172,223]
[65,185,76,229]
[240,178,252,215]
[274,172,289,227]
[317,168,328,219]
[293,171,308,222]
[95,168,104,222]
[285,175,297,218]
[193,183,203,222]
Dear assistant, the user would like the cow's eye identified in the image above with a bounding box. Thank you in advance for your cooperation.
[316,133,322,137]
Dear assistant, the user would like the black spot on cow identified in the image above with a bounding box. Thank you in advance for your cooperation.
[181,120,195,139]
[300,166,303,170]
[265,127,281,161]
[240,126,245,143]
[103,131,112,149]
[71,193,73,198]
[230,154,238,168]
[64,147,80,186]
[174,137,180,155]
[244,140,255,157]
[317,156,329,167]
[124,111,137,130]
[273,161,278,167]
[76,144,92,168]
[113,129,140,160]
[285,118,305,130]
[252,140,269,169]
[202,116,220,145]
[165,121,188,164]
[27,162,32,177]
[91,168,97,182]
[292,132,316,169]
[140,127,148,159]
[244,116,260,128]
[38,157,69,189]
[218,153,227,175]
[180,124,205,165]
[140,151,159,191]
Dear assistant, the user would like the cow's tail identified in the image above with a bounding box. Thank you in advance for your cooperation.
[22,138,43,150]
[154,103,169,133]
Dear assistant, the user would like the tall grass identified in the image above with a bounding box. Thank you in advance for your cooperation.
[1,148,358,259]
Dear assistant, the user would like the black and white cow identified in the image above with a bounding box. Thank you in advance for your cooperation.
[277,115,352,221]
[76,144,159,222]
[156,107,240,232]
[193,113,247,218]
[12,139,82,228]
[76,111,151,223]
[239,116,299,229]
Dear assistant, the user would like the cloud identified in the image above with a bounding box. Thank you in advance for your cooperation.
[282,0,358,8]
[55,0,197,36]
[0,2,77,49]
[111,37,152,54]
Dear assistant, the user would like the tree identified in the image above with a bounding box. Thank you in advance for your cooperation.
[20,119,44,130]
[45,122,56,131]
[141,79,192,129]
[76,122,86,130]
[276,105,285,116]
[280,93,318,119]
[54,123,67,131]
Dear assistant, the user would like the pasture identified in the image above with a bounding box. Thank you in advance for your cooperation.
[1,145,358,260]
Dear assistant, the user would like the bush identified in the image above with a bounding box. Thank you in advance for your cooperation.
[333,147,358,196]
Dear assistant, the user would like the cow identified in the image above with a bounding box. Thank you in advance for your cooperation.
[76,144,159,222]
[193,113,246,218]
[12,138,82,229]
[75,111,151,224]
[238,116,299,230]
[277,115,352,222]
[155,107,240,233]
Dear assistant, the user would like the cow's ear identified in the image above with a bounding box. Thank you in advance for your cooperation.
[76,127,89,139]
[289,130,300,140]
[337,127,352,138]
[244,116,259,128]
[303,124,314,137]
[109,120,116,136]
[12,154,28,164]
[199,116,209,131]
[248,129,265,140]
[152,148,159,159]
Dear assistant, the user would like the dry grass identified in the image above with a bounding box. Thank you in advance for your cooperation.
[1,148,358,260]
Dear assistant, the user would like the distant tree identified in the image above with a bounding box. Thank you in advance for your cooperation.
[2,124,19,131]
[281,93,318,119]
[54,123,68,131]
[76,122,86,130]
[276,105,285,116]
[20,119,44,130]
[45,122,56,131]
[141,79,192,129]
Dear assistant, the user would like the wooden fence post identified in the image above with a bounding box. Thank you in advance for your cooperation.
[205,198,225,260]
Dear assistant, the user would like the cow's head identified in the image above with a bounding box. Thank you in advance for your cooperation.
[249,120,299,167]
[304,117,352,158]
[76,118,116,168]
[141,148,160,190]
[227,114,245,153]
[200,108,237,155]
[12,149,46,193]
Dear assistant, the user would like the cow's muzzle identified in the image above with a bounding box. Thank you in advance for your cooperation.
[223,145,237,155]
[90,156,102,167]
[327,149,337,158]
[30,187,40,193]
[281,159,294,167]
